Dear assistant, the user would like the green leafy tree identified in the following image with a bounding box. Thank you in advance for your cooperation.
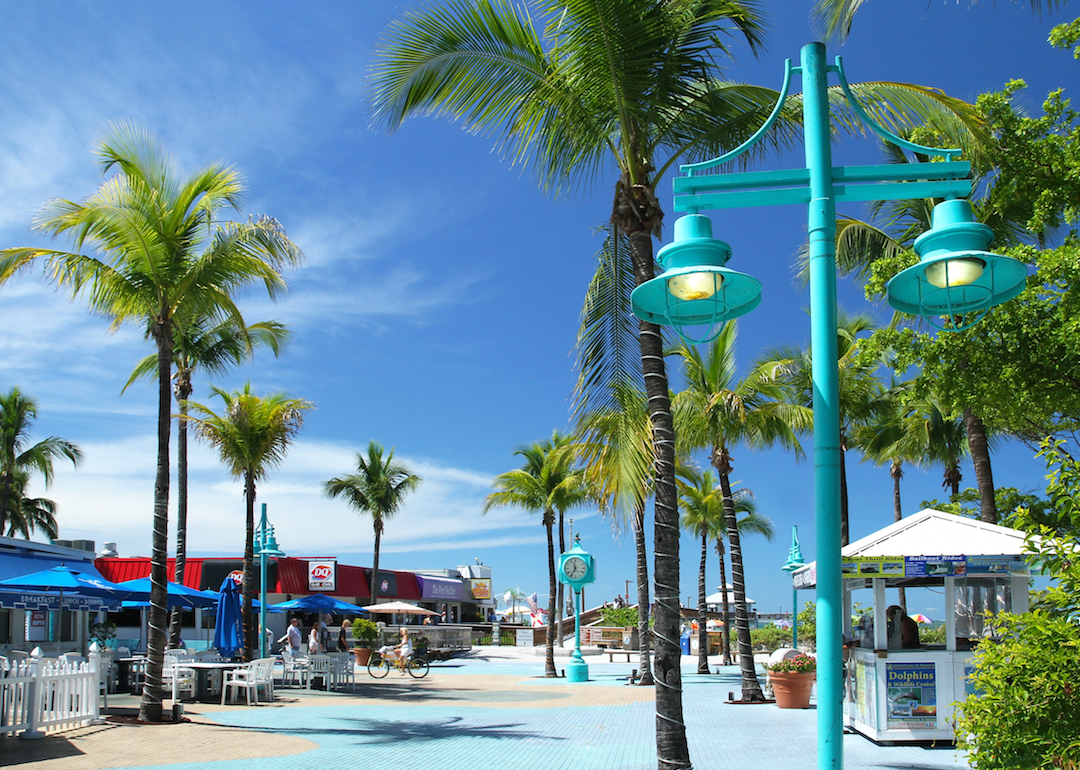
[324,441,423,606]
[574,378,656,685]
[482,431,588,678]
[0,388,81,539]
[672,322,809,700]
[186,383,311,662]
[0,124,303,721]
[372,3,984,761]
[125,317,289,648]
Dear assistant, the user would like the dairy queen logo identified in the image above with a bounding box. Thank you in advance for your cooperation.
[381,579,390,593]
[311,565,333,580]
[227,570,245,584]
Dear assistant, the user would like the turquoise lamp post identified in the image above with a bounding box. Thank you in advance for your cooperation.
[631,43,1025,770]
[782,526,806,650]
[256,503,284,659]
[558,535,596,683]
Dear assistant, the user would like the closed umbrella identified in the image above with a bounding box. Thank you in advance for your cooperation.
[213,576,244,659]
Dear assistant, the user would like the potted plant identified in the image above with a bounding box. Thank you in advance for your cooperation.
[350,618,381,665]
[765,653,817,708]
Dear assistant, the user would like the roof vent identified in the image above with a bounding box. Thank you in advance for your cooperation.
[52,539,73,548]
[73,539,96,553]
[98,542,118,558]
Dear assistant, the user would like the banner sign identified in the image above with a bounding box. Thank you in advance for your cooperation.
[885,662,937,729]
[0,591,120,611]
[470,578,491,600]
[840,557,906,579]
[904,555,966,578]
[417,576,464,601]
[308,560,337,591]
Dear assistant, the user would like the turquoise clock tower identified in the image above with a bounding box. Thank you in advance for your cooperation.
[558,535,596,682]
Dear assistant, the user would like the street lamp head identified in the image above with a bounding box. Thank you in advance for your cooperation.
[886,199,1027,327]
[630,214,762,343]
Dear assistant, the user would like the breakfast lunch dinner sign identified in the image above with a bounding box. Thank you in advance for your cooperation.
[308,560,337,591]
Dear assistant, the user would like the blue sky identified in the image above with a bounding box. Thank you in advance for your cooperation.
[0,2,1074,620]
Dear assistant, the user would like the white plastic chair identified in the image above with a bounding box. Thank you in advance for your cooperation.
[253,658,275,702]
[281,649,310,689]
[221,661,258,705]
[163,660,196,702]
[330,652,354,691]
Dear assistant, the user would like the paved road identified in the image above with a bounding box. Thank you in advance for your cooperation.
[0,647,969,770]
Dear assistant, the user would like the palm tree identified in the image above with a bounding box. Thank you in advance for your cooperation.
[0,388,82,539]
[671,322,810,701]
[324,441,423,605]
[372,3,984,759]
[769,310,882,546]
[574,378,656,685]
[124,317,289,648]
[910,396,970,497]
[185,383,311,662]
[813,0,1063,42]
[482,431,588,678]
[0,124,303,721]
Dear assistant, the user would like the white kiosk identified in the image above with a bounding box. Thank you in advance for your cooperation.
[791,509,1032,744]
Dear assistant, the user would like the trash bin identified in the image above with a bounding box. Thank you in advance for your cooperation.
[680,632,691,655]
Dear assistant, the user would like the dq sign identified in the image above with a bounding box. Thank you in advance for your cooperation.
[227,570,245,584]
[308,559,337,591]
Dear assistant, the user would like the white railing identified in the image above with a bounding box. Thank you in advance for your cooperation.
[0,647,101,739]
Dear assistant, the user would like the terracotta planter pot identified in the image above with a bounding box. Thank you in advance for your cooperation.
[352,648,373,666]
[770,671,816,709]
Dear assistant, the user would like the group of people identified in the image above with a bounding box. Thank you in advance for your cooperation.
[283,615,412,663]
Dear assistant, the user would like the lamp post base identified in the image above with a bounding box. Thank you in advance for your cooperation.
[566,658,589,682]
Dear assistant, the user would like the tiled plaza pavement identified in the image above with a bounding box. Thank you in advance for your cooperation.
[0,647,969,770]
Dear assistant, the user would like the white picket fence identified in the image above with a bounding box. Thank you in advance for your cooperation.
[0,648,101,739]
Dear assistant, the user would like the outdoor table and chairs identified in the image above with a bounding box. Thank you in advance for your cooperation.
[220,658,275,705]
[185,661,246,702]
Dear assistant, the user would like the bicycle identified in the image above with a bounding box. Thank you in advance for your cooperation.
[367,651,430,679]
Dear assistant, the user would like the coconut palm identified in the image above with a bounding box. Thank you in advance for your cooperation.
[671,322,810,700]
[324,441,423,606]
[373,2,986,759]
[768,310,882,546]
[185,383,311,662]
[124,317,289,647]
[574,377,656,685]
[0,124,303,720]
[0,388,81,539]
[483,431,588,678]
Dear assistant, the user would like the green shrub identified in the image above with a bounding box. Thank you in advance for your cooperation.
[350,618,381,648]
[599,607,638,627]
[750,624,791,652]
[955,611,1080,770]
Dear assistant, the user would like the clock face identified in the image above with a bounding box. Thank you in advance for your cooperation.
[564,556,588,580]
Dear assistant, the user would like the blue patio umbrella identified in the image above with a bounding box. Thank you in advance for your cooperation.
[213,576,244,659]
[114,577,219,609]
[0,564,133,598]
[269,593,368,614]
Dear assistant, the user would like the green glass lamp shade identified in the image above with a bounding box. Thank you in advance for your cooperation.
[887,199,1027,318]
[631,215,762,334]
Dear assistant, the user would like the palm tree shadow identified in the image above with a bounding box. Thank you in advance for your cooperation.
[249,715,557,745]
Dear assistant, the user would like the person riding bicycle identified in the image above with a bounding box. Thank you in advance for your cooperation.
[379,626,412,670]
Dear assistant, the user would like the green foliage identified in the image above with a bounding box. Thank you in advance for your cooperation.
[749,624,791,652]
[919,487,1050,521]
[797,601,817,648]
[599,606,639,628]
[350,618,381,648]
[1049,18,1080,59]
[764,652,816,673]
[955,611,1080,770]
[918,623,947,645]
[1011,439,1080,617]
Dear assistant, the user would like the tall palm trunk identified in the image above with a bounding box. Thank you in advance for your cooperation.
[626,226,689,768]
[633,500,654,685]
[242,471,256,662]
[543,510,557,677]
[168,377,192,649]
[715,539,732,665]
[556,510,565,648]
[715,450,764,702]
[965,408,997,524]
[891,459,907,612]
[696,526,709,674]
[370,522,383,604]
[139,328,172,722]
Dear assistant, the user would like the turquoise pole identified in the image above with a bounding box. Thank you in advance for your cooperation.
[802,42,844,770]
[259,502,268,659]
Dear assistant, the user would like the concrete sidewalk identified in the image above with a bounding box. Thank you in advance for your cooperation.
[0,647,969,770]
